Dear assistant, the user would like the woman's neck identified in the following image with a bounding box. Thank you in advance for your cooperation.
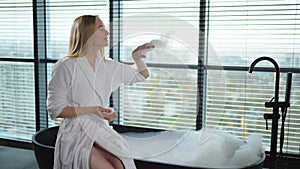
[86,51,99,71]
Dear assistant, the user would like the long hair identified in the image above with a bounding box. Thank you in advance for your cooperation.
[67,15,105,59]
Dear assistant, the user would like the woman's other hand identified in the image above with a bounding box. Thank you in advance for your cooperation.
[98,106,117,121]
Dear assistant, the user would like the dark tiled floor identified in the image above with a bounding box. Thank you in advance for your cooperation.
[0,146,39,169]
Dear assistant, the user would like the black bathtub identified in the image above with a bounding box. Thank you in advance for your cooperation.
[32,125,265,169]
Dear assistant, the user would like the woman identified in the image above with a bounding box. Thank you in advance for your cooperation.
[47,15,153,169]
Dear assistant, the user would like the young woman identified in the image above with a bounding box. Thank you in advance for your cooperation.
[47,15,153,169]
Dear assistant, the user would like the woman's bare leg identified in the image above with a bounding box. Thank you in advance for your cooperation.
[94,145,124,169]
[89,145,114,169]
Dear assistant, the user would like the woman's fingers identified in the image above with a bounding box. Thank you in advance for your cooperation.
[103,112,117,121]
[98,107,117,121]
[102,112,117,121]
[140,43,155,50]
[132,43,155,58]
[134,43,151,51]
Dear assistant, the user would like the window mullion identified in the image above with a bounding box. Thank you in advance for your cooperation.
[33,0,48,131]
[196,0,207,130]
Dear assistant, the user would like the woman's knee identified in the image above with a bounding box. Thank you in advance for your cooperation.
[100,149,124,169]
[89,146,115,169]
[94,145,124,169]
[111,157,124,169]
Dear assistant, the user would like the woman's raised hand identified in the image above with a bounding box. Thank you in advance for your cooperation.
[132,43,155,59]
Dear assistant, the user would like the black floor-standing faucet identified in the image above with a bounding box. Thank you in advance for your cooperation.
[248,56,291,169]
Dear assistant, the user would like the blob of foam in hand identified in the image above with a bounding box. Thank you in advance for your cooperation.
[143,39,165,56]
[148,39,163,48]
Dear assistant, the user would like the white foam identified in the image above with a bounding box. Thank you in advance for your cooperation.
[149,39,164,48]
[122,128,264,168]
[142,39,166,56]
[229,134,264,167]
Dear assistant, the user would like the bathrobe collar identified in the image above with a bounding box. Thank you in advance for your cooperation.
[75,55,103,87]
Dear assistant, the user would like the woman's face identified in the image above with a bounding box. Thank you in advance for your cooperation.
[93,18,109,47]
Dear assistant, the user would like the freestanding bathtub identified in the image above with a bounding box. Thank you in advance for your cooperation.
[32,125,265,169]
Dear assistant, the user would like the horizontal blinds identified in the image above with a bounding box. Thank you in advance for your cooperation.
[119,68,197,130]
[117,0,200,130]
[0,62,35,141]
[207,71,300,154]
[0,1,35,141]
[207,0,300,67]
[0,0,33,59]
[115,0,200,65]
[206,0,300,155]
[46,0,109,59]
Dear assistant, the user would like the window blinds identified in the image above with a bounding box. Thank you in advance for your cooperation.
[46,0,109,60]
[0,0,33,59]
[0,1,35,141]
[206,0,300,155]
[114,0,200,130]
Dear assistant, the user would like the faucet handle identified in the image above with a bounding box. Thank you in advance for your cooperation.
[265,97,274,108]
[263,113,280,130]
[264,114,270,130]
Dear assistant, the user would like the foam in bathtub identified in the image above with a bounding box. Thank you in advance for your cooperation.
[229,134,263,167]
[121,128,264,168]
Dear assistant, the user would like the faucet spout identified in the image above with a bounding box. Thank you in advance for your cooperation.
[248,56,280,102]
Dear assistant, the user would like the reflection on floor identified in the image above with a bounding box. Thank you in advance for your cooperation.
[0,145,39,169]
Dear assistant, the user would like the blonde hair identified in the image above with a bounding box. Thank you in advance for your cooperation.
[67,15,105,60]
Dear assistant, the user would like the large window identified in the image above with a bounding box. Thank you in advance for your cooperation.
[1,0,300,157]
[113,0,200,130]
[0,0,35,141]
[206,0,300,155]
[46,0,109,60]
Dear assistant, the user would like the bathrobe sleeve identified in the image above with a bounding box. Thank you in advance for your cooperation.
[47,61,71,120]
[109,60,146,91]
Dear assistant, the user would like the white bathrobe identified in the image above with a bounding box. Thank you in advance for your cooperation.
[47,55,145,169]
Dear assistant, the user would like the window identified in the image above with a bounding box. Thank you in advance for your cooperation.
[0,1,33,59]
[46,0,109,60]
[0,0,35,141]
[206,0,300,155]
[112,0,200,130]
